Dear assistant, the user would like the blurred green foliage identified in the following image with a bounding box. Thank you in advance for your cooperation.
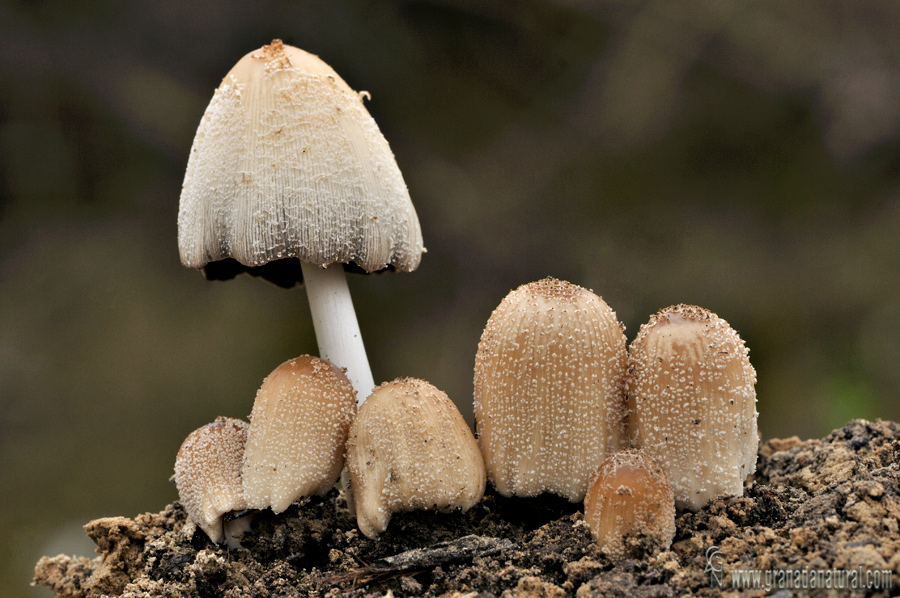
[2,1,899,597]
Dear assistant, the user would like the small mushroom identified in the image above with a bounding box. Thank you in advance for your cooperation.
[178,40,424,400]
[474,277,628,502]
[584,449,675,563]
[241,355,357,513]
[346,377,486,538]
[625,304,758,511]
[174,417,249,546]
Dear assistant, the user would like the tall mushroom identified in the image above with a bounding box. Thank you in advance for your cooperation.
[178,40,424,399]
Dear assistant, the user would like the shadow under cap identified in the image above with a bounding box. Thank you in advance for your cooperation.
[202,257,398,289]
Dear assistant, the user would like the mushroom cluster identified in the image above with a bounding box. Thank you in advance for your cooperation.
[174,357,354,546]
[175,359,484,543]
[171,39,759,558]
[173,40,486,543]
[472,279,758,559]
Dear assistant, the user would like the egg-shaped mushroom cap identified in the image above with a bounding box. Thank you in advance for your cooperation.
[347,377,486,538]
[178,39,424,286]
[242,355,357,514]
[584,449,675,563]
[174,417,249,545]
[626,304,758,511]
[474,278,628,502]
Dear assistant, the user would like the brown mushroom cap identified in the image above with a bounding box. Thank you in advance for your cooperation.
[584,449,675,563]
[178,39,424,286]
[346,377,486,538]
[626,304,758,511]
[174,417,249,544]
[474,277,628,502]
[241,355,357,513]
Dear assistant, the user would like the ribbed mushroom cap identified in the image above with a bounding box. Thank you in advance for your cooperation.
[584,449,675,563]
[242,355,357,513]
[174,417,249,544]
[474,277,628,502]
[178,39,424,286]
[346,377,486,538]
[626,304,758,511]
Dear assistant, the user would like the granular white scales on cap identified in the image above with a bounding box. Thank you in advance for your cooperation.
[474,278,628,502]
[178,40,424,400]
[241,356,357,514]
[346,377,486,538]
[174,417,250,546]
[626,304,759,511]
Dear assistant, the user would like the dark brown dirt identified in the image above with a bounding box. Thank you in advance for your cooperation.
[35,419,900,597]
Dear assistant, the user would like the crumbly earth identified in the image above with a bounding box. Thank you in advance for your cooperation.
[34,419,900,597]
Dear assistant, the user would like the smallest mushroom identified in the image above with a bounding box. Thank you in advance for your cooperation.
[346,377,486,538]
[174,417,250,547]
[583,449,675,564]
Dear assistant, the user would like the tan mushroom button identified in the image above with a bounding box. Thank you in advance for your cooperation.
[174,417,249,545]
[626,304,758,511]
[346,378,486,538]
[241,356,357,514]
[584,449,675,563]
[474,278,628,502]
[177,39,425,400]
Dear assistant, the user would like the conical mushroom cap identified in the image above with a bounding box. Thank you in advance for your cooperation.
[174,417,249,544]
[178,39,424,284]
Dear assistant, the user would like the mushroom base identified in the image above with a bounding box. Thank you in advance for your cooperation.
[35,419,900,598]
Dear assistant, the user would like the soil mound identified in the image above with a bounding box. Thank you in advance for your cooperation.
[34,419,900,597]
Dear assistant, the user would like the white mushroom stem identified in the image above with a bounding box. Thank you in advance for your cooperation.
[223,514,253,550]
[300,261,375,403]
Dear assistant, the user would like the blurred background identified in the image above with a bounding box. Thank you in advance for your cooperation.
[2,1,899,596]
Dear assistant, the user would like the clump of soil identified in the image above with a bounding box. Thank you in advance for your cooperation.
[35,419,900,597]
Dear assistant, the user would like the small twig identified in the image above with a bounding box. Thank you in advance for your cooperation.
[319,534,516,586]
